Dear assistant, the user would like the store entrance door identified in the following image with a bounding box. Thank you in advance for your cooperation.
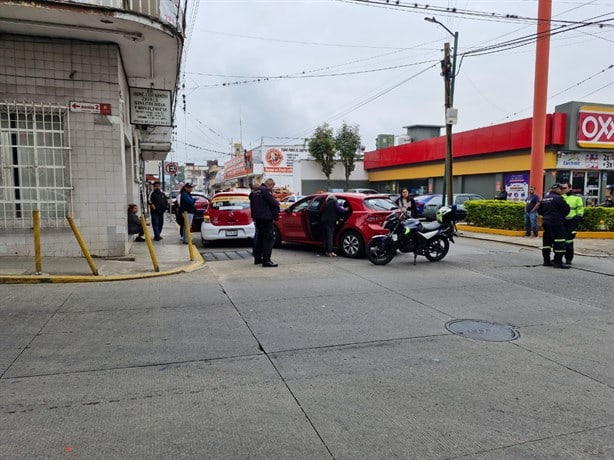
[585,171,601,206]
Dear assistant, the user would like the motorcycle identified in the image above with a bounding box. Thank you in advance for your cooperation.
[366,206,465,266]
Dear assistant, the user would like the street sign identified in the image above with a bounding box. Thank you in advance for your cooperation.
[69,101,111,115]
[129,87,172,126]
[165,162,178,175]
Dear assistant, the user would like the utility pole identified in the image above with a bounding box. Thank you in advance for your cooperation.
[529,0,552,199]
[426,17,458,208]
[442,42,453,207]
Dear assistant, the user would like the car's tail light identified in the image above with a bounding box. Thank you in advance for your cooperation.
[203,214,211,223]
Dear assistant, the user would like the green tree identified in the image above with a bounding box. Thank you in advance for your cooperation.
[307,123,336,190]
[336,122,362,191]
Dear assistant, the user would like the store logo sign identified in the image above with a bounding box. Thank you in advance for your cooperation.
[577,106,614,149]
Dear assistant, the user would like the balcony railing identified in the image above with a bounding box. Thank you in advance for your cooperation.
[54,0,185,31]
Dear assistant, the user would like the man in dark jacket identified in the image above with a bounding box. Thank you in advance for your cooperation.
[538,183,571,269]
[320,194,346,257]
[178,183,196,244]
[148,181,167,241]
[250,178,280,267]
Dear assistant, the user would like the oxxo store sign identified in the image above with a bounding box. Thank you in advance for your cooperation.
[577,105,614,149]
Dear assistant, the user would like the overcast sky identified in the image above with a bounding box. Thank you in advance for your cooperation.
[172,0,614,165]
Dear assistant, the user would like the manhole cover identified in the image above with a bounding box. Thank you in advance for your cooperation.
[445,319,519,342]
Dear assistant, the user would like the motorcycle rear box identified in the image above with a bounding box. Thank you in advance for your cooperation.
[437,207,468,223]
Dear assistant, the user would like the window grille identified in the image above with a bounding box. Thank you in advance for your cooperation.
[0,102,72,228]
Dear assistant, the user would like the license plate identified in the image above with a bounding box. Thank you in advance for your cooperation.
[225,230,238,237]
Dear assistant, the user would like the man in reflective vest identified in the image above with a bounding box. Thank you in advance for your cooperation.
[538,183,570,269]
[562,182,584,265]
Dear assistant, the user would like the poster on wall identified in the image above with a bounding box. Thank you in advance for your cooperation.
[505,173,529,202]
[263,146,309,174]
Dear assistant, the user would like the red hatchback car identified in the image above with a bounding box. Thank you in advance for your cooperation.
[273,193,398,258]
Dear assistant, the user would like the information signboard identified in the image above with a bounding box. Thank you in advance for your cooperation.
[129,88,172,126]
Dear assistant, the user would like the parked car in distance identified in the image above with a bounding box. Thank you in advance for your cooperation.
[346,188,379,194]
[273,193,397,258]
[421,193,485,220]
[172,191,209,232]
[200,191,255,244]
[279,194,305,210]
[414,194,437,217]
[192,194,210,232]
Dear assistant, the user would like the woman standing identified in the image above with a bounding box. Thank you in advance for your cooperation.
[396,187,417,218]
[320,194,346,257]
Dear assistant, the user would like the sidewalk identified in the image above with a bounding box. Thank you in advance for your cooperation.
[0,231,204,283]
[456,225,614,258]
[0,226,611,283]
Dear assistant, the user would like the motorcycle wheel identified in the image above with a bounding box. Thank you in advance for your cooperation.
[424,236,450,262]
[366,238,396,265]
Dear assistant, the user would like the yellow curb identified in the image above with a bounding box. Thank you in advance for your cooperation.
[576,231,614,239]
[0,252,205,284]
[457,224,614,239]
[456,225,524,237]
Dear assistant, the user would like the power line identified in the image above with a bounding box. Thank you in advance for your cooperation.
[185,59,438,89]
[337,0,614,28]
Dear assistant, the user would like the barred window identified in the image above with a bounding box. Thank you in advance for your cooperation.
[0,103,71,228]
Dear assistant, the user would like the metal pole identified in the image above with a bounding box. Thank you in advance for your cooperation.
[66,216,99,275]
[426,18,458,208]
[442,42,452,207]
[448,31,459,207]
[140,215,160,272]
[33,209,42,274]
[529,0,552,199]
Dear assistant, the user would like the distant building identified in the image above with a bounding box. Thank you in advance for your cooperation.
[364,101,614,203]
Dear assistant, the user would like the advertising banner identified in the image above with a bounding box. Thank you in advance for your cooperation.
[557,152,614,170]
[224,151,253,180]
[504,172,529,202]
[263,146,309,174]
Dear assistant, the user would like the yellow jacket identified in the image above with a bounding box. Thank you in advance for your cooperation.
[563,193,584,219]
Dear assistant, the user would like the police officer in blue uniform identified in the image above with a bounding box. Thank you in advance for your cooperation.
[538,183,571,269]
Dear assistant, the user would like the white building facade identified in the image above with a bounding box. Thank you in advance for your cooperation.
[0,0,184,256]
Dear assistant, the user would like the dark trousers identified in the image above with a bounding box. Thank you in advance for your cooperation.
[151,212,164,239]
[253,219,275,263]
[323,222,335,253]
[563,218,579,263]
[542,221,566,264]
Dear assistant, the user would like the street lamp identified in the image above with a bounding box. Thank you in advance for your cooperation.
[425,17,459,207]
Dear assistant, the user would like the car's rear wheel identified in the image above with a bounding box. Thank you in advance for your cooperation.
[339,230,364,258]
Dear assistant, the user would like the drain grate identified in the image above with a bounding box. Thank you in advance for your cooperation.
[445,319,519,342]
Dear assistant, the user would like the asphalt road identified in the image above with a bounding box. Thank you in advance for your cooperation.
[2,237,613,459]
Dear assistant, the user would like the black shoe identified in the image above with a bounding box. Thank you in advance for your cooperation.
[154,236,161,241]
[543,261,552,266]
[254,259,262,265]
[552,263,570,269]
[135,237,145,242]
[262,261,278,268]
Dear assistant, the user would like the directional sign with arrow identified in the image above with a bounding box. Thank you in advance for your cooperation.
[69,101,112,115]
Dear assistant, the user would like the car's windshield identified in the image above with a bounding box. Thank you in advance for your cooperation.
[210,195,250,210]
[363,197,398,211]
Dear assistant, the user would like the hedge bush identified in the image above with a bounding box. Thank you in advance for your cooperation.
[463,200,614,231]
